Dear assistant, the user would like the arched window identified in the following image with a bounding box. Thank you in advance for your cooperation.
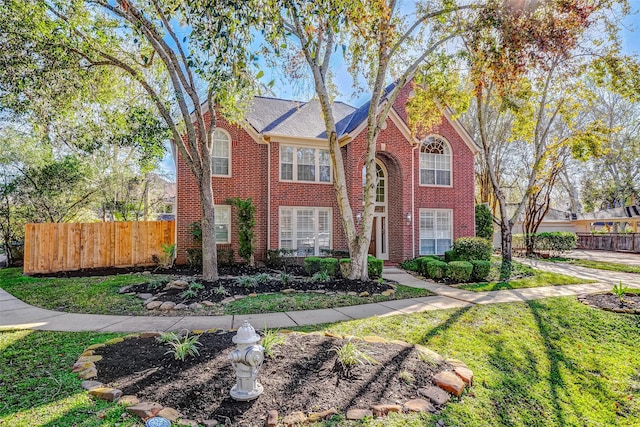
[211,129,231,176]
[420,136,451,186]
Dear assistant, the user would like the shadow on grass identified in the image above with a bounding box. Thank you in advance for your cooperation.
[418,306,472,343]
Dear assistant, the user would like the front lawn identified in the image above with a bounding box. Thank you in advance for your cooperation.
[3,297,639,426]
[546,258,640,274]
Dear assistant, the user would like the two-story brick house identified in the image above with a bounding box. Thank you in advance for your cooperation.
[175,82,479,265]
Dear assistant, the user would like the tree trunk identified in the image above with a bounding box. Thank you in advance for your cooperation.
[500,220,513,280]
[198,167,218,281]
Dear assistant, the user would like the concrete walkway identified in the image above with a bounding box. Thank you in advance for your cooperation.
[1,264,638,333]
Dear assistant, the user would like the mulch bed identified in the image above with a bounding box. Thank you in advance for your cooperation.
[578,293,640,314]
[93,332,448,425]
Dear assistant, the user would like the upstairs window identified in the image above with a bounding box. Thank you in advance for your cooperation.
[420,136,451,186]
[211,129,231,176]
[280,145,331,183]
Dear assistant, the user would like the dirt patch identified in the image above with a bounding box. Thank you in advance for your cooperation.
[578,293,640,314]
[93,332,452,425]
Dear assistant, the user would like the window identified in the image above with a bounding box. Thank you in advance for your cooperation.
[280,145,331,183]
[211,129,230,176]
[419,209,452,255]
[420,136,451,186]
[279,207,331,256]
[215,205,231,244]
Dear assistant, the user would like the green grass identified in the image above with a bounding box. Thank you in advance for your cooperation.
[223,285,432,315]
[547,258,640,274]
[0,268,160,315]
[458,260,594,292]
[304,297,640,426]
[0,330,137,427]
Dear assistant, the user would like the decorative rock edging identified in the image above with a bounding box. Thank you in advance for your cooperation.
[577,294,640,314]
[73,329,474,426]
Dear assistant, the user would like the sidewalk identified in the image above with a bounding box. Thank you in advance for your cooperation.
[1,266,635,333]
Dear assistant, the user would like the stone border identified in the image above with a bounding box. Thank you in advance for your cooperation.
[577,293,640,315]
[72,330,473,427]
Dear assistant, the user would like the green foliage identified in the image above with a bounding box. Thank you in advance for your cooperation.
[254,273,271,284]
[265,248,295,269]
[452,237,493,261]
[278,272,291,285]
[214,284,229,296]
[217,248,235,266]
[235,276,257,288]
[417,257,439,277]
[261,328,286,358]
[426,260,449,281]
[189,222,203,245]
[188,282,204,291]
[186,248,202,267]
[469,260,492,282]
[160,243,175,267]
[475,204,494,240]
[514,232,577,257]
[146,278,168,291]
[444,250,458,263]
[611,281,629,302]
[400,258,419,272]
[180,289,198,299]
[227,198,256,264]
[312,271,331,283]
[447,261,474,283]
[399,370,416,385]
[304,257,323,276]
[156,332,179,343]
[320,258,339,277]
[367,256,383,278]
[330,340,379,378]
[163,332,202,361]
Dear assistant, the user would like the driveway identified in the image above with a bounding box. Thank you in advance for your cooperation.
[564,249,640,266]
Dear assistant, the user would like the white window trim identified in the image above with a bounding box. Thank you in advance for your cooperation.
[419,208,453,255]
[279,206,332,256]
[279,144,332,184]
[419,135,453,188]
[211,128,232,178]
[215,205,231,244]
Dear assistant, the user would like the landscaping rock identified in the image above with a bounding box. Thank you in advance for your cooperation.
[140,332,161,338]
[371,404,402,417]
[159,301,176,311]
[445,358,468,368]
[363,335,387,343]
[77,366,98,380]
[307,408,338,422]
[104,337,124,345]
[157,407,183,421]
[173,303,188,310]
[390,340,411,347]
[80,349,95,356]
[281,289,296,294]
[146,301,163,310]
[415,344,444,364]
[80,380,103,391]
[403,399,435,413]
[433,371,466,396]
[221,297,236,304]
[359,291,370,297]
[165,280,189,290]
[88,387,122,402]
[118,395,141,406]
[72,361,95,373]
[282,411,306,426]
[138,293,153,300]
[202,420,219,427]
[347,291,358,296]
[418,385,451,406]
[77,355,103,363]
[177,419,198,426]
[265,410,278,427]
[189,303,203,309]
[85,343,106,350]
[381,289,395,297]
[127,402,163,419]
[346,409,373,420]
[201,300,215,307]
[118,285,132,294]
[453,366,474,386]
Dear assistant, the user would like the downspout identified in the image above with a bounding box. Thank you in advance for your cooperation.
[411,143,418,259]
[267,142,271,254]
[171,141,178,260]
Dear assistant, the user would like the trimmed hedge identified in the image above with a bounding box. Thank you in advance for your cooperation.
[338,256,383,278]
[304,257,338,276]
[444,250,457,263]
[514,232,577,256]
[426,260,448,280]
[452,237,493,261]
[448,261,473,282]
[417,257,439,277]
[470,260,491,282]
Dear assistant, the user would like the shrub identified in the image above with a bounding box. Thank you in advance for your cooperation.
[320,258,339,277]
[426,260,448,280]
[448,261,473,283]
[227,197,256,264]
[367,256,383,278]
[163,332,202,361]
[475,204,494,241]
[261,328,286,358]
[217,248,235,266]
[265,248,295,269]
[452,237,492,261]
[186,248,202,267]
[417,257,438,277]
[312,271,331,282]
[400,258,419,272]
[514,232,577,257]
[330,340,378,378]
[337,257,383,278]
[304,257,323,275]
[444,250,457,263]
[470,260,491,282]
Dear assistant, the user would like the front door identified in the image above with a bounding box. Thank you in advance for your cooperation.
[365,161,388,260]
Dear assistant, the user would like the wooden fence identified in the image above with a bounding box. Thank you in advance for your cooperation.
[576,233,640,254]
[24,221,175,274]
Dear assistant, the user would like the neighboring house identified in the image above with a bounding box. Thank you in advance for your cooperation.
[175,82,479,265]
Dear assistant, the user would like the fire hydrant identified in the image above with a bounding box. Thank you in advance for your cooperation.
[228,321,264,401]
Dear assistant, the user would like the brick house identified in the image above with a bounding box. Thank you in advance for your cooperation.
[175,82,479,265]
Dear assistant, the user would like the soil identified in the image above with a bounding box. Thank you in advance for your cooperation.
[121,265,394,306]
[579,292,640,314]
[93,332,449,426]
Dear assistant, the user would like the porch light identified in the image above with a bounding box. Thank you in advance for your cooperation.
[406,212,412,225]
[356,212,362,225]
